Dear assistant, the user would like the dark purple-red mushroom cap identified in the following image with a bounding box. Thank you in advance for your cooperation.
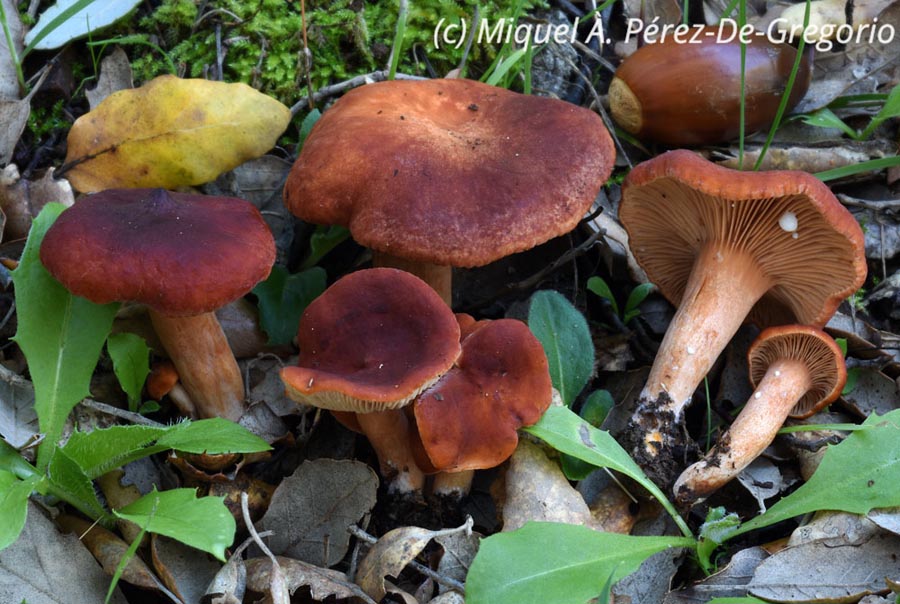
[40,188,275,315]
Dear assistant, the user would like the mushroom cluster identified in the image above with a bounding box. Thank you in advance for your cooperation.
[618,150,866,490]
[280,268,553,495]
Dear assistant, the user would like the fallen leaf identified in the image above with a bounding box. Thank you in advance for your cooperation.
[749,532,900,602]
[202,548,245,604]
[502,439,599,532]
[663,547,769,603]
[0,99,29,165]
[151,534,222,604]
[789,511,882,548]
[0,0,22,101]
[840,367,900,417]
[736,457,785,514]
[63,75,291,192]
[56,513,160,590]
[25,0,143,51]
[260,459,377,567]
[356,526,456,602]
[0,361,38,448]
[0,165,74,242]
[429,592,465,604]
[0,503,129,603]
[868,507,900,537]
[434,529,479,594]
[245,555,375,603]
[85,46,133,109]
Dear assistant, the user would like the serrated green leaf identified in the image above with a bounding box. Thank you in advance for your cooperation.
[47,447,108,521]
[0,471,41,551]
[466,522,693,604]
[737,409,900,536]
[252,265,327,345]
[114,488,235,560]
[12,204,119,469]
[527,291,594,406]
[526,405,692,538]
[106,332,151,412]
[587,276,619,316]
[697,507,741,570]
[154,418,271,454]
[61,425,167,479]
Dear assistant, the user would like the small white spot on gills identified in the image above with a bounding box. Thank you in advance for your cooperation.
[779,211,798,232]
[792,232,799,239]
[774,370,781,377]
[755,392,762,399]
[715,251,724,262]
[687,346,696,355]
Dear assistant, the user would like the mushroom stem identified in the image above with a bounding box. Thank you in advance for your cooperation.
[673,358,810,504]
[372,251,452,306]
[148,310,245,421]
[431,470,475,497]
[631,245,771,454]
[356,409,426,494]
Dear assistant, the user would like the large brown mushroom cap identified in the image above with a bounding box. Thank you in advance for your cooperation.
[280,268,461,412]
[748,324,846,418]
[620,150,867,327]
[412,318,552,473]
[40,188,275,316]
[283,78,615,267]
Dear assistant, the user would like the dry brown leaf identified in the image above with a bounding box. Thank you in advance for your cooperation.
[97,468,144,545]
[0,165,74,241]
[356,523,471,602]
[261,459,377,567]
[63,75,291,192]
[85,46,133,109]
[151,534,221,604]
[56,514,160,591]
[245,555,375,603]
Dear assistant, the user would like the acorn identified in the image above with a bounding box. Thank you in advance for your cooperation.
[609,26,812,146]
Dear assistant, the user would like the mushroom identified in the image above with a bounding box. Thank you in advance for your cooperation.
[618,150,866,487]
[145,359,195,416]
[280,267,461,493]
[409,317,553,496]
[40,188,275,421]
[673,325,846,504]
[282,78,615,304]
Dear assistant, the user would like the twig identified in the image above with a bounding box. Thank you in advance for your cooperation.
[347,520,471,593]
[77,399,165,427]
[836,193,900,212]
[242,493,289,604]
[289,71,427,115]
[299,0,315,111]
[456,4,479,75]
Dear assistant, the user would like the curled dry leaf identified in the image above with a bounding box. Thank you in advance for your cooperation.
[245,556,375,604]
[63,75,291,192]
[355,522,472,602]
[56,514,160,591]
[0,165,74,242]
[151,534,221,604]
[85,46,133,109]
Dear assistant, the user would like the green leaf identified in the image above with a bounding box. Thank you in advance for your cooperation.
[47,447,108,521]
[252,265,327,345]
[834,337,848,357]
[114,488,235,560]
[106,332,150,412]
[466,522,693,604]
[0,471,41,550]
[61,425,167,479]
[736,409,900,536]
[587,276,619,317]
[298,108,321,147]
[560,390,615,480]
[842,366,861,395]
[861,83,900,138]
[155,418,271,454]
[301,225,350,270]
[815,156,900,181]
[801,108,859,139]
[527,291,594,406]
[696,507,741,571]
[12,204,119,469]
[526,406,692,538]
[0,439,39,481]
[623,282,654,323]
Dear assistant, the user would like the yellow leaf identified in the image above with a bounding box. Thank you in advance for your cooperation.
[64,75,291,192]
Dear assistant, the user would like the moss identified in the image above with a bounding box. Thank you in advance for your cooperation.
[128,0,548,107]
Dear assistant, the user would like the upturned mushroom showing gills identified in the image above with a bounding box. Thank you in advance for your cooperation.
[410,318,553,495]
[280,268,461,494]
[39,188,275,421]
[283,78,615,305]
[674,325,845,504]
[619,150,866,487]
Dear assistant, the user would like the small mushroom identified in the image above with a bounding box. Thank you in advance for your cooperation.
[40,188,275,421]
[674,325,845,504]
[410,318,553,496]
[619,150,866,487]
[279,267,461,493]
[283,78,615,304]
